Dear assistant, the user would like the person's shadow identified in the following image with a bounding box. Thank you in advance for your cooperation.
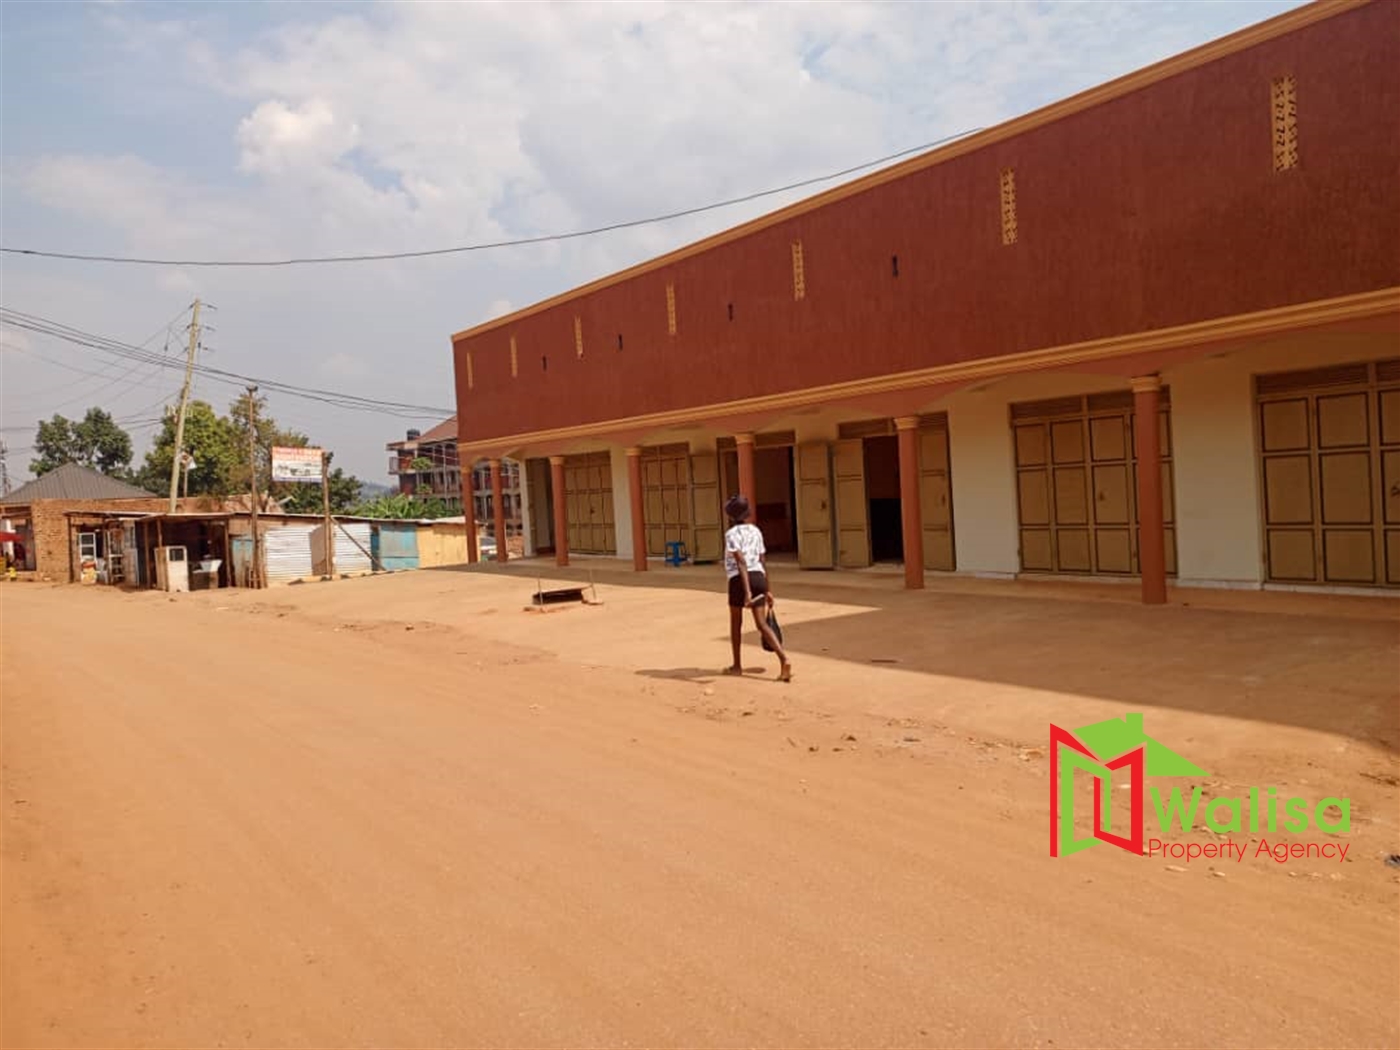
[636,667,767,683]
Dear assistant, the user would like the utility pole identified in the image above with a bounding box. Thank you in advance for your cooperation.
[321,448,335,580]
[246,385,262,589]
[0,440,10,497]
[168,298,201,512]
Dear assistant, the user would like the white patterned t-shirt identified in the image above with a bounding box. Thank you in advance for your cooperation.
[724,523,765,579]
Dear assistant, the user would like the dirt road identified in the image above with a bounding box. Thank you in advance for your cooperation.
[3,573,1398,1048]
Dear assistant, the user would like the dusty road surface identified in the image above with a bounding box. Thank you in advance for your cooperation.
[3,567,1399,1049]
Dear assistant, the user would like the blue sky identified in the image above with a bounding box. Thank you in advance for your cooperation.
[1,0,1304,484]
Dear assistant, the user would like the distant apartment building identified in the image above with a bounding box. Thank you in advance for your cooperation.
[387,416,523,535]
[387,417,463,512]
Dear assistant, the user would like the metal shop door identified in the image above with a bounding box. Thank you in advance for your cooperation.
[796,442,835,568]
[918,413,956,572]
[640,444,692,557]
[1256,358,1400,588]
[833,438,870,568]
[1012,391,1176,576]
[689,452,722,563]
[563,452,616,555]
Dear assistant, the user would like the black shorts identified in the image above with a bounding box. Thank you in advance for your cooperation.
[728,570,768,608]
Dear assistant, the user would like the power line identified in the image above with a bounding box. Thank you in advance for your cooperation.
[0,131,981,268]
[0,302,192,404]
[0,306,453,418]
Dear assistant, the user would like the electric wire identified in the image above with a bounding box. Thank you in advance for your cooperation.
[0,307,452,418]
[0,131,981,268]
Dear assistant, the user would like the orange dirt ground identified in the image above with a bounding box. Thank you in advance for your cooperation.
[3,563,1398,1049]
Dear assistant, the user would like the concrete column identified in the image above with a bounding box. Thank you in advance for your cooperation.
[895,416,925,590]
[465,462,479,564]
[549,456,569,567]
[627,447,647,571]
[489,458,509,564]
[736,432,757,524]
[1132,376,1167,605]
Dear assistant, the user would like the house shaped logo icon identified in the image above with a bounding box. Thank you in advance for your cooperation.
[1049,713,1206,857]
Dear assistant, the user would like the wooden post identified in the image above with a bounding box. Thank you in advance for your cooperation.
[168,298,201,513]
[627,447,647,571]
[1132,375,1168,605]
[246,385,262,589]
[736,433,758,526]
[895,416,925,590]
[222,521,232,589]
[489,458,508,564]
[321,449,335,579]
[550,455,569,568]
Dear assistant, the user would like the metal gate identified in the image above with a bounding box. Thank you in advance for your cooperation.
[1012,390,1176,576]
[1256,358,1400,587]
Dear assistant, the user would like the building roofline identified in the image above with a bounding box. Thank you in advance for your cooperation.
[451,0,1366,345]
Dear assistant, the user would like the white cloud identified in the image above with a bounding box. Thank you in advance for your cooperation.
[237,98,359,176]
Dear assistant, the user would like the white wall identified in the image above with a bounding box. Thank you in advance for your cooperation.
[609,447,634,560]
[1164,358,1260,585]
[519,460,535,556]
[944,392,1019,576]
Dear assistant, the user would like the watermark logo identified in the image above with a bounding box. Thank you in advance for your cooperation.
[1049,712,1352,864]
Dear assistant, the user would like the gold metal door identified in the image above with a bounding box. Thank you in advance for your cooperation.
[796,442,835,568]
[918,417,955,571]
[1012,392,1175,576]
[689,453,722,563]
[1257,359,1399,587]
[833,438,870,568]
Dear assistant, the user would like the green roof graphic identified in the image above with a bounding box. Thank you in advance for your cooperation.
[1071,712,1206,776]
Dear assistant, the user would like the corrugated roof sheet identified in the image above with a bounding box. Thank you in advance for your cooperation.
[1,463,156,503]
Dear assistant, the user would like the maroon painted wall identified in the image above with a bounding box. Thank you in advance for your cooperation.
[455,3,1400,444]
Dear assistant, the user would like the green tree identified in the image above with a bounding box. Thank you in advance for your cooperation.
[226,390,310,494]
[276,462,364,515]
[137,401,242,496]
[30,408,134,477]
[349,492,454,520]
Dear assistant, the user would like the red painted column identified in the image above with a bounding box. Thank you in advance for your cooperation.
[1132,375,1167,605]
[489,458,509,564]
[465,461,479,564]
[736,433,757,525]
[895,416,925,590]
[627,447,647,571]
[550,455,569,568]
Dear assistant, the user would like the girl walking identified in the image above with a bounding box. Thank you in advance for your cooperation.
[722,495,792,682]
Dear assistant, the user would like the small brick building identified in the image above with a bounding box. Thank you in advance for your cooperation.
[0,464,262,582]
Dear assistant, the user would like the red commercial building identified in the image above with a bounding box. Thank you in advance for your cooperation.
[450,1,1399,597]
